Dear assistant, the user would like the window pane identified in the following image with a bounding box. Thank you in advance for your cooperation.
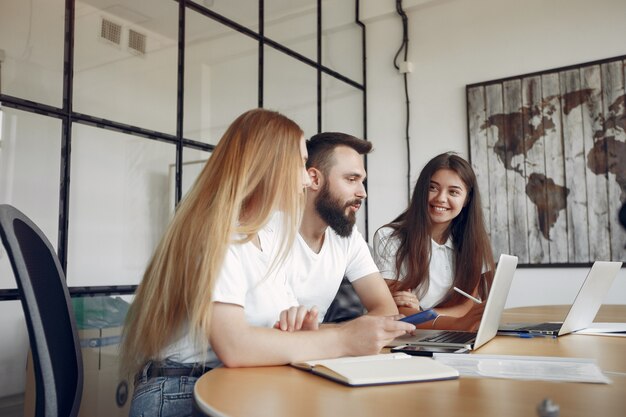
[73,0,178,134]
[184,10,258,145]
[264,47,317,137]
[0,301,28,407]
[67,124,176,287]
[189,0,259,29]
[321,74,366,235]
[0,108,62,289]
[16,296,132,416]
[321,74,363,137]
[265,0,317,62]
[322,1,363,84]
[0,0,65,107]
[71,294,133,415]
[168,148,212,215]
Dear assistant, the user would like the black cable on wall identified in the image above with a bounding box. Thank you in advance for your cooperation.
[393,0,411,203]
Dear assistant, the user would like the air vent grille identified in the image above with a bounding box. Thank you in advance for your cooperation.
[128,29,146,55]
[100,18,122,45]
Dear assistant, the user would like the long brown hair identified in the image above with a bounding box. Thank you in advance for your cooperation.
[380,152,495,306]
[121,109,305,376]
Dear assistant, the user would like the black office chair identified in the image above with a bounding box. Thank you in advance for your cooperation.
[323,277,365,323]
[0,204,83,417]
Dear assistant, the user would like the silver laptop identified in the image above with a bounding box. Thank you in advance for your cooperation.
[498,261,622,336]
[390,254,518,351]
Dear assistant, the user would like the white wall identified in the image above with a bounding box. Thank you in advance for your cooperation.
[362,0,626,307]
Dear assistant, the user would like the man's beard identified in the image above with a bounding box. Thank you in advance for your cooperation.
[315,183,360,237]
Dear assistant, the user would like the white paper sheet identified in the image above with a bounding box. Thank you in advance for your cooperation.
[574,322,626,337]
[433,353,611,384]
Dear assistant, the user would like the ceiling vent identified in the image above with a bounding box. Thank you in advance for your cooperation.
[128,29,146,55]
[100,18,122,45]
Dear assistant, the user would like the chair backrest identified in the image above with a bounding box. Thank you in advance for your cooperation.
[0,204,83,417]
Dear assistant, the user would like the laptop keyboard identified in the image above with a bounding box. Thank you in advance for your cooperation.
[518,322,561,332]
[420,331,476,344]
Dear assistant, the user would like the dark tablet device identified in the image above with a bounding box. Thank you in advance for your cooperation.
[398,309,438,325]
[390,345,469,357]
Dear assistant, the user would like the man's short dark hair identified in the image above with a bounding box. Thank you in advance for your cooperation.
[306,132,372,175]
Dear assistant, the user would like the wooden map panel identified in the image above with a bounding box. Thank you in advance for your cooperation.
[468,56,626,265]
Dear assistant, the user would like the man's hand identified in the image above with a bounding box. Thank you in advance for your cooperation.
[338,315,415,356]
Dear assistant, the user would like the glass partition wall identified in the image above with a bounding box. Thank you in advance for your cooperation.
[0,0,365,412]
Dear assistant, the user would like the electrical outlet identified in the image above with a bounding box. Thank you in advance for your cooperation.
[399,61,413,74]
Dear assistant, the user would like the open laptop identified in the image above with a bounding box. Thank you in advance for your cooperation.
[389,254,518,351]
[498,261,622,336]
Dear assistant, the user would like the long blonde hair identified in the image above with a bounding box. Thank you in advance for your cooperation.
[121,109,305,375]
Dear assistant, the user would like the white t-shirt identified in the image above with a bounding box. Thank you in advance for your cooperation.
[161,214,298,368]
[373,226,454,309]
[290,225,379,321]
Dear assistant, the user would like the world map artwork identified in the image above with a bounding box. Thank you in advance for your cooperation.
[468,56,626,265]
[482,91,626,239]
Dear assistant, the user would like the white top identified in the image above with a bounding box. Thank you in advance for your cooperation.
[290,225,379,321]
[161,214,298,368]
[372,226,454,309]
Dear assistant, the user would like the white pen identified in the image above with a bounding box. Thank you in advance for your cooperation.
[453,286,482,304]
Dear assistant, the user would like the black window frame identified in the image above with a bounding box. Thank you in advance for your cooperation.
[0,0,367,301]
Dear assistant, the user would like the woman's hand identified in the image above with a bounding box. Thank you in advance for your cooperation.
[460,302,485,331]
[274,306,319,332]
[432,302,485,331]
[391,290,420,311]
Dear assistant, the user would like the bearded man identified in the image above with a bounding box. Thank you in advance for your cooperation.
[290,132,398,323]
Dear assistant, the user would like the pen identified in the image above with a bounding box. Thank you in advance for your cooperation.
[453,287,482,304]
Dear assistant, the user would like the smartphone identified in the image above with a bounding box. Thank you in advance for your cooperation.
[391,345,469,357]
[398,309,438,325]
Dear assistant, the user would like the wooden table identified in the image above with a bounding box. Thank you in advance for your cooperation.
[194,305,626,417]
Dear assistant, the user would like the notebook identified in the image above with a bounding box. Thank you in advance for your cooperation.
[388,254,518,350]
[291,352,459,386]
[498,261,622,336]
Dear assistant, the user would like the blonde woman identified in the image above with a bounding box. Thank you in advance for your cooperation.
[122,109,413,417]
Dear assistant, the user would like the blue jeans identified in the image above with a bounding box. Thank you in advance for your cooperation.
[130,360,208,417]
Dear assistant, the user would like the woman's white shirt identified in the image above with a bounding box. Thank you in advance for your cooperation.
[161,213,297,367]
[373,226,454,309]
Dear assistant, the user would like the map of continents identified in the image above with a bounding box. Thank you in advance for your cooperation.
[481,89,625,241]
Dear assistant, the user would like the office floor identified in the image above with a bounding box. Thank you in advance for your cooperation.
[0,394,24,417]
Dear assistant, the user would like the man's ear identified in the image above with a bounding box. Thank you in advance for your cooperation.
[308,167,323,191]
